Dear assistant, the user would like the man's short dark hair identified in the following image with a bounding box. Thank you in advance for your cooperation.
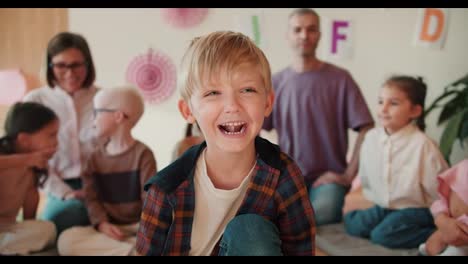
[289,8,320,21]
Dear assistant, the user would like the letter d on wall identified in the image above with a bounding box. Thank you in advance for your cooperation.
[413,8,449,49]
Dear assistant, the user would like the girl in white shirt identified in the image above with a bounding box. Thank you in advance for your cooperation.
[343,76,448,249]
[23,32,99,235]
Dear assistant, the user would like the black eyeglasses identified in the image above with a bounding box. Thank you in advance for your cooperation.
[93,108,129,119]
[49,61,87,72]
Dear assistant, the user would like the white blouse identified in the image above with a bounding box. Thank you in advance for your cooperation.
[359,124,448,209]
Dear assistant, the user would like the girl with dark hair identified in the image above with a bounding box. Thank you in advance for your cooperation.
[0,102,59,255]
[23,32,100,234]
[343,75,449,249]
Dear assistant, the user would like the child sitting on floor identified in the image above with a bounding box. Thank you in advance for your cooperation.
[136,31,315,256]
[0,102,58,255]
[57,86,156,256]
[344,76,448,249]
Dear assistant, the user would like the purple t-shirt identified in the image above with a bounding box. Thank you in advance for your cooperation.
[263,63,373,186]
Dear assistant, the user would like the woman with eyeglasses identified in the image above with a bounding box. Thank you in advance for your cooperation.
[23,32,100,235]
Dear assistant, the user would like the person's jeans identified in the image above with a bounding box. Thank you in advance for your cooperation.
[40,179,90,235]
[309,183,348,226]
[219,214,282,256]
[344,205,435,249]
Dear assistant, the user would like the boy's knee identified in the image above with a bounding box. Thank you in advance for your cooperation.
[221,214,281,256]
[224,214,273,239]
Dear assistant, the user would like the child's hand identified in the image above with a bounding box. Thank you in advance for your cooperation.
[438,215,468,246]
[425,230,447,256]
[27,147,56,169]
[98,221,125,241]
[64,189,86,201]
[313,171,350,187]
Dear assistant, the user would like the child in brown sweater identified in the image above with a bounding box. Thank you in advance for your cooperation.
[57,86,156,256]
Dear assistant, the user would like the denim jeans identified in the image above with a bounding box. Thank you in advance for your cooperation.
[309,183,348,226]
[344,205,435,249]
[40,179,90,235]
[219,214,282,256]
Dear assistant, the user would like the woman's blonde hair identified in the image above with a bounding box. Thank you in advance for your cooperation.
[179,31,272,101]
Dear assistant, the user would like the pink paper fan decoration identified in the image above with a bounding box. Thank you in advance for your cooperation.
[0,70,27,105]
[126,48,176,104]
[161,8,209,28]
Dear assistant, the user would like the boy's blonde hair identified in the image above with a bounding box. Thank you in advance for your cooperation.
[179,31,272,101]
[94,86,144,127]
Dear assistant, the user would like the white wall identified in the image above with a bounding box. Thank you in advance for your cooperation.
[69,8,468,169]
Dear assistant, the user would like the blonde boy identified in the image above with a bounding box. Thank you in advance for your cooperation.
[137,31,315,256]
[57,86,156,256]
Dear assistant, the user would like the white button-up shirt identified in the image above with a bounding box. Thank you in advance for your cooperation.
[359,124,448,209]
[23,85,98,198]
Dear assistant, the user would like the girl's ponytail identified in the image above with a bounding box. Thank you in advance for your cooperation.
[414,76,427,131]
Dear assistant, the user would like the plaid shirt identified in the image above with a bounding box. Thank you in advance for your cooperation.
[136,137,315,256]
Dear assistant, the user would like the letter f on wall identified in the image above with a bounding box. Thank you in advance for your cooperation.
[332,21,349,54]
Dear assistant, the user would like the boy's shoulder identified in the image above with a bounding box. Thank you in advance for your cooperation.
[133,140,154,155]
[90,140,155,168]
[251,136,300,181]
[255,136,287,171]
[144,142,203,193]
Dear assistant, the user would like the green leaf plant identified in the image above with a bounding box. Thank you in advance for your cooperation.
[425,73,468,163]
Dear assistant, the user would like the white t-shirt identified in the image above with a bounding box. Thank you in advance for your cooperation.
[360,124,448,209]
[189,149,255,256]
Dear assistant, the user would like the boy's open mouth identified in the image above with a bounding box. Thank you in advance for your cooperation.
[218,121,247,135]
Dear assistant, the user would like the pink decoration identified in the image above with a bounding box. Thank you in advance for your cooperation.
[0,70,27,105]
[161,8,209,28]
[126,48,176,104]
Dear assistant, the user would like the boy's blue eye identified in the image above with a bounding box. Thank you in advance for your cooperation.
[242,87,257,93]
[204,91,220,97]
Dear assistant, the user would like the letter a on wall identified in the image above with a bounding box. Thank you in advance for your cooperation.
[324,18,354,60]
[413,8,449,49]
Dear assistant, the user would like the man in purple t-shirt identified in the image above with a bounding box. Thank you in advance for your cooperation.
[263,8,374,226]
